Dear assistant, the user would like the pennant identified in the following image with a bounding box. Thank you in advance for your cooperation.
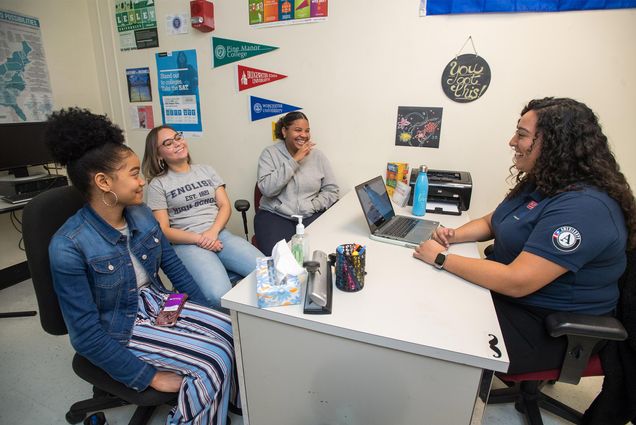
[250,96,301,121]
[212,37,278,67]
[238,65,287,91]
[425,0,636,15]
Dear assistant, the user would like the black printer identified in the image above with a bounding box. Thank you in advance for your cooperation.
[408,169,472,215]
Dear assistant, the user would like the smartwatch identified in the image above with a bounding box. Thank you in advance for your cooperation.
[434,252,448,270]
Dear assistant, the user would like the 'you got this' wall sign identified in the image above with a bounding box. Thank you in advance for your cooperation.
[441,54,491,103]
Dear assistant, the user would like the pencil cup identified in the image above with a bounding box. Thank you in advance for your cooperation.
[335,243,366,292]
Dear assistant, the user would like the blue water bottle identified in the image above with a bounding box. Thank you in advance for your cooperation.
[412,165,429,216]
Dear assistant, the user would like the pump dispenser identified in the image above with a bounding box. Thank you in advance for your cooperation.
[291,215,310,266]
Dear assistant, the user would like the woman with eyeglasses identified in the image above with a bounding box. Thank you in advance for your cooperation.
[47,109,239,425]
[413,97,635,374]
[255,111,340,256]
[143,126,263,311]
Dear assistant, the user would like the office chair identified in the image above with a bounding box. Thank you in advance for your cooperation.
[486,246,632,425]
[233,183,262,249]
[22,186,177,425]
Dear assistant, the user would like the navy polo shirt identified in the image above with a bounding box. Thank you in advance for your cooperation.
[490,186,626,315]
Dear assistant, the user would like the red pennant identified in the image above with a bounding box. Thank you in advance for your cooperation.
[237,65,287,91]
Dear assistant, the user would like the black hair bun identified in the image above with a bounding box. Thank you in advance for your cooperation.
[45,107,125,166]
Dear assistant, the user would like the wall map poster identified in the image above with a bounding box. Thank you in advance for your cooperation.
[156,50,202,132]
[249,0,328,27]
[441,54,491,103]
[0,10,53,123]
[115,0,159,51]
[395,106,443,149]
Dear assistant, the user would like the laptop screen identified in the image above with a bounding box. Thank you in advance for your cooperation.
[355,176,396,232]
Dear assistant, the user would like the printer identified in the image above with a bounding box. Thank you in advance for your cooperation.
[408,169,472,215]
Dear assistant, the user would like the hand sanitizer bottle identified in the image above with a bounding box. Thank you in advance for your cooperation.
[412,165,429,216]
[291,215,309,266]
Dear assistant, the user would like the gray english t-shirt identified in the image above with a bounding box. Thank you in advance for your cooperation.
[147,164,224,234]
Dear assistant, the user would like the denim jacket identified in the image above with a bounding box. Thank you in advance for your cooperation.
[49,203,206,391]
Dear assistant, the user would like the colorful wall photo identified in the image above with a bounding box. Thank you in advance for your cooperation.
[395,106,443,148]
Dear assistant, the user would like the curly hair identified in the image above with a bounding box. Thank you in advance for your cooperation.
[45,107,133,197]
[274,111,308,140]
[508,97,636,249]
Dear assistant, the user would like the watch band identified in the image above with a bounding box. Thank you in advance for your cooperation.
[434,252,447,270]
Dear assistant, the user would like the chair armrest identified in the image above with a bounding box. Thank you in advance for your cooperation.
[545,311,627,384]
[546,312,627,341]
[234,199,250,212]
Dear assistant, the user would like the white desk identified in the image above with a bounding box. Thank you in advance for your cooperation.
[222,191,509,425]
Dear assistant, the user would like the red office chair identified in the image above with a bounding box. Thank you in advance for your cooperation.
[487,248,633,425]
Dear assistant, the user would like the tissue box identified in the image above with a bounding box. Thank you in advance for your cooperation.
[255,257,301,308]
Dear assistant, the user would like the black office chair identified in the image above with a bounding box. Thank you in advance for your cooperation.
[23,186,177,425]
[233,183,262,249]
[486,246,632,425]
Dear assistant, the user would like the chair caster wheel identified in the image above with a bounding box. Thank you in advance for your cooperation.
[65,411,86,424]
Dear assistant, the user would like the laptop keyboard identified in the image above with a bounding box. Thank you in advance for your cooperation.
[380,216,418,238]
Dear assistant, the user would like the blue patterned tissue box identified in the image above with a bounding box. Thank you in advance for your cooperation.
[255,257,301,308]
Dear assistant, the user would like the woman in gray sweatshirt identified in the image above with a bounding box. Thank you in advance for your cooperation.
[255,111,339,255]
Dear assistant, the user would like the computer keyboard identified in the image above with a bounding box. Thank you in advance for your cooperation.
[2,189,46,204]
[380,216,418,238]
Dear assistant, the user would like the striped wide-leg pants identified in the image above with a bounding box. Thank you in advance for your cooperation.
[127,287,240,425]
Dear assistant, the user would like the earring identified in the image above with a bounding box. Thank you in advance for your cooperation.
[158,159,165,170]
[102,190,119,207]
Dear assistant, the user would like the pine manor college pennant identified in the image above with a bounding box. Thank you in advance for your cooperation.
[212,37,278,67]
[250,96,301,121]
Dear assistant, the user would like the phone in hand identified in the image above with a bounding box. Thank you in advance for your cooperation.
[156,293,188,327]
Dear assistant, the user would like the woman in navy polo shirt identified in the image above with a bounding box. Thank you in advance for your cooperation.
[413,97,636,374]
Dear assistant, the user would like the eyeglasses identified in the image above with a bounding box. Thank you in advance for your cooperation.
[161,132,184,149]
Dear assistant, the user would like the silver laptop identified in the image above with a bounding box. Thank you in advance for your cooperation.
[355,176,439,248]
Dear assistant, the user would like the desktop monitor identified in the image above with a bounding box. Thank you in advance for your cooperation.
[0,121,55,178]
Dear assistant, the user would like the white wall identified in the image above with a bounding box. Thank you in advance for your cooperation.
[2,0,635,268]
[94,0,636,237]
[0,0,104,268]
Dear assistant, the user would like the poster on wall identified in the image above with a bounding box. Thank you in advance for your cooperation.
[441,54,491,103]
[249,0,328,27]
[250,96,301,121]
[129,105,155,129]
[395,106,443,149]
[212,37,278,68]
[155,50,202,132]
[238,65,287,91]
[0,10,53,123]
[126,67,152,102]
[166,13,189,35]
[115,0,159,51]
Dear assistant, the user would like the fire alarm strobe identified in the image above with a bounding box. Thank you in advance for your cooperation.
[190,0,214,32]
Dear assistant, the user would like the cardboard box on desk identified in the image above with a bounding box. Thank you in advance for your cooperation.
[255,257,302,308]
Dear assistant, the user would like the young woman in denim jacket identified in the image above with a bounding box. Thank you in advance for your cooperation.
[46,108,238,425]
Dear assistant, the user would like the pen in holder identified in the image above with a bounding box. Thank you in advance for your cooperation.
[335,243,366,292]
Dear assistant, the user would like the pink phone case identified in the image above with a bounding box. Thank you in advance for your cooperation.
[156,293,188,326]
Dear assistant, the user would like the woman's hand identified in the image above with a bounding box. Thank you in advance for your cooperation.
[150,371,183,393]
[293,141,315,162]
[413,239,446,265]
[431,226,456,249]
[198,230,223,252]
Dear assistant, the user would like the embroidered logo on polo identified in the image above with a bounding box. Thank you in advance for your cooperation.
[552,226,582,252]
